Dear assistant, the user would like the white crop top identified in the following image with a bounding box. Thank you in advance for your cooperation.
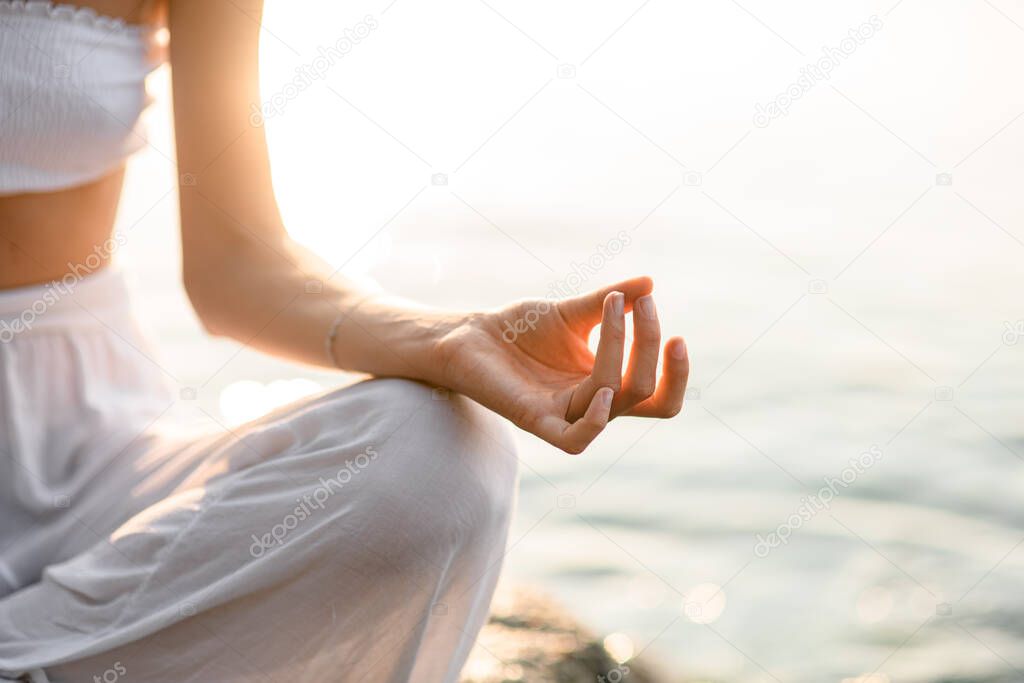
[0,1,159,194]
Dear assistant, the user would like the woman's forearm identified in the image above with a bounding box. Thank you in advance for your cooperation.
[185,235,460,383]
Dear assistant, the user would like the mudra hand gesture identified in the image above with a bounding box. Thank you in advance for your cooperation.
[436,276,689,453]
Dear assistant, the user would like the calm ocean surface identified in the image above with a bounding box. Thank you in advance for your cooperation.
[114,2,1024,679]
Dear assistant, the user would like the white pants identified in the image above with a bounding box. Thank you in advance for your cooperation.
[0,268,518,683]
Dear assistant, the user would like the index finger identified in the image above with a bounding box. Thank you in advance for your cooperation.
[565,291,625,421]
[536,387,613,454]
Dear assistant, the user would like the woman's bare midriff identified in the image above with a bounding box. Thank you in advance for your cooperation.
[0,0,165,290]
[0,170,126,289]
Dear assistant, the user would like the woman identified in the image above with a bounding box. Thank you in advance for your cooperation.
[0,1,689,681]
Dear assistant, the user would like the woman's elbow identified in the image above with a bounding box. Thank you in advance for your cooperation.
[182,267,228,336]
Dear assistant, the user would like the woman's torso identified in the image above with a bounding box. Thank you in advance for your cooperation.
[0,0,165,290]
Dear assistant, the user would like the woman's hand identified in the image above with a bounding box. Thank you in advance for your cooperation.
[436,276,689,454]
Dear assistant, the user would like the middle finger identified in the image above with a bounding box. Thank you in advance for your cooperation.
[612,294,661,416]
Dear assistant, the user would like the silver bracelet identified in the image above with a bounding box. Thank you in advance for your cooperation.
[325,310,347,368]
[324,293,378,368]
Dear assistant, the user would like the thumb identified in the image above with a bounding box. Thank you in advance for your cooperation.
[557,276,654,333]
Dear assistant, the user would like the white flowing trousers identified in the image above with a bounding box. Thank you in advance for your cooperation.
[0,268,519,683]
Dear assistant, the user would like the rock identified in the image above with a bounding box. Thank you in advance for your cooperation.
[461,585,659,683]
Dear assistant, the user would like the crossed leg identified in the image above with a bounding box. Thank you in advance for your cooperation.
[0,379,518,683]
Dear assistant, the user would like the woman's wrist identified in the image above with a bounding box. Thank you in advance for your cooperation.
[327,294,469,387]
[400,308,468,387]
[426,310,491,391]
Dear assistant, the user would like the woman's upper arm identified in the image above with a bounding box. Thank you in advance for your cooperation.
[168,0,287,283]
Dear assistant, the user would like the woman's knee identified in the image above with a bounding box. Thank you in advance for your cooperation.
[306,378,519,559]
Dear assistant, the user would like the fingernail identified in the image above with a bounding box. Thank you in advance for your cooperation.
[671,339,686,359]
[638,296,656,320]
[600,388,613,407]
[612,292,624,316]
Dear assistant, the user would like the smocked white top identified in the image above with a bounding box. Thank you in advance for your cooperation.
[0,1,159,194]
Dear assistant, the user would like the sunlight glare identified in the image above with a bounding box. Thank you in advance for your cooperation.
[219,378,323,426]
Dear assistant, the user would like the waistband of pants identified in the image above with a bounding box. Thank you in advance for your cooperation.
[0,265,133,338]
